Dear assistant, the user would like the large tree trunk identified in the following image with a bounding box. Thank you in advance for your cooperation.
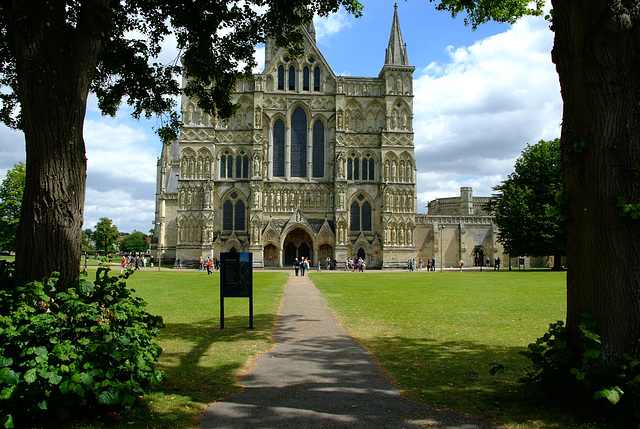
[552,0,640,364]
[8,1,110,285]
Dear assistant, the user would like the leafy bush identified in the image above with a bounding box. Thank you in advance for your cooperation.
[0,262,164,428]
[522,315,640,423]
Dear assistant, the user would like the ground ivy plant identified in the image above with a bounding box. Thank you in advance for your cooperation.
[0,261,164,428]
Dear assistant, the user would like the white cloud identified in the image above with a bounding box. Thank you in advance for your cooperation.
[82,114,159,232]
[413,15,561,212]
[315,8,353,40]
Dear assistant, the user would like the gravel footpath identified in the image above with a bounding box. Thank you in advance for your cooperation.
[200,272,493,428]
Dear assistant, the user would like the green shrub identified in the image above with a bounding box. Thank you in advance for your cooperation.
[0,262,164,428]
[522,315,640,423]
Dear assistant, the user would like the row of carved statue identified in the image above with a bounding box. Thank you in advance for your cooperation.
[174,216,416,249]
[177,150,415,185]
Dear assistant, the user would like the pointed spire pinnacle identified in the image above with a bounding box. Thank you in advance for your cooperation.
[385,3,409,66]
[305,19,316,42]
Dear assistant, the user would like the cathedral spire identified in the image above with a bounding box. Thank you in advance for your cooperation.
[385,3,409,66]
[305,19,316,42]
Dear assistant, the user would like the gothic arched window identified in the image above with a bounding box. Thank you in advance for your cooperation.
[277,66,284,90]
[223,200,233,230]
[291,107,307,177]
[235,150,249,179]
[288,66,296,91]
[350,201,360,231]
[303,67,310,91]
[273,119,285,177]
[223,192,245,231]
[312,120,324,178]
[368,156,375,180]
[362,153,375,181]
[314,67,321,92]
[234,199,245,231]
[348,152,359,180]
[220,150,233,179]
[362,201,372,231]
[350,194,372,232]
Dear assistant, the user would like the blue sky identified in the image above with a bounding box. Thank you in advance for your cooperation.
[0,0,561,233]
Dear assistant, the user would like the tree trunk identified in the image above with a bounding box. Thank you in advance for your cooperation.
[8,1,110,285]
[552,0,640,364]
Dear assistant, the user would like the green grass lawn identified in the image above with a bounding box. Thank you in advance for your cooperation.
[308,270,588,429]
[59,268,604,428]
[85,269,288,429]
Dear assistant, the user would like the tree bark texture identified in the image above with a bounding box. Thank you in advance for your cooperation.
[552,0,640,364]
[8,0,110,284]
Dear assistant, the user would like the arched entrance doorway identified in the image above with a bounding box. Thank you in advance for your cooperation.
[318,244,333,266]
[356,247,366,261]
[264,244,278,267]
[283,228,313,266]
[473,245,485,266]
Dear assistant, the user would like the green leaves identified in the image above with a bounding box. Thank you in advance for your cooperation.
[0,162,25,252]
[595,386,623,405]
[0,264,163,427]
[92,217,120,254]
[617,197,640,220]
[523,314,640,415]
[430,0,544,30]
[490,139,566,259]
[119,230,149,254]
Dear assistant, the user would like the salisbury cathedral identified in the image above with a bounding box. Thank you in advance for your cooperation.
[154,5,508,269]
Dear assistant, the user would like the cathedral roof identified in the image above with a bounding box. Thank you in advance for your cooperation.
[384,4,409,66]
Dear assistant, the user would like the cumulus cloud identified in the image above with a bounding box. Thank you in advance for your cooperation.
[83,112,160,233]
[315,8,353,39]
[413,15,561,212]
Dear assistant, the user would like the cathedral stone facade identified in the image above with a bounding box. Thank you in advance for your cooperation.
[154,6,507,269]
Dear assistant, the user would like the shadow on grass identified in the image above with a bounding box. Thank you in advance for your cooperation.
[100,313,279,429]
[360,335,600,429]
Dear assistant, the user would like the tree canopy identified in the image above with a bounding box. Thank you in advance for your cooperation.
[119,231,149,254]
[489,139,565,268]
[0,162,25,251]
[92,218,119,255]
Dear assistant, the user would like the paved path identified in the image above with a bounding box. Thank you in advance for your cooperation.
[200,273,491,428]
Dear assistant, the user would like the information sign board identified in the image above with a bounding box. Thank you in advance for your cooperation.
[220,252,253,328]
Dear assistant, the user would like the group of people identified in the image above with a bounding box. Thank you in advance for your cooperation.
[293,257,310,276]
[407,258,436,271]
[199,256,220,274]
[345,257,366,272]
[120,254,150,272]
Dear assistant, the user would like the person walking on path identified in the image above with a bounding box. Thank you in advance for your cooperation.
[200,273,490,428]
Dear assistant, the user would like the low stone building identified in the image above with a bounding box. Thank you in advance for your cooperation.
[416,187,505,269]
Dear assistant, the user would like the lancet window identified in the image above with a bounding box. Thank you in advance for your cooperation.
[350,194,372,232]
[220,149,249,179]
[222,192,246,232]
[347,152,375,182]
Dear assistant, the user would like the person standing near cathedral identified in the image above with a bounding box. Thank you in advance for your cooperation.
[294,258,299,276]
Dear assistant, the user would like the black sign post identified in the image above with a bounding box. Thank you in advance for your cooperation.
[220,252,253,329]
